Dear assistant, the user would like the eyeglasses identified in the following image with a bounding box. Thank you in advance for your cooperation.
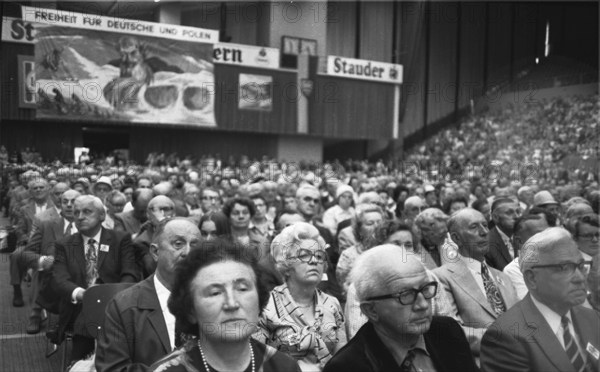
[366,281,438,305]
[579,232,600,241]
[531,261,592,276]
[292,248,327,263]
[202,196,218,201]
[151,206,174,213]
[302,196,319,204]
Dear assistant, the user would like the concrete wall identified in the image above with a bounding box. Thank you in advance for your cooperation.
[277,135,323,163]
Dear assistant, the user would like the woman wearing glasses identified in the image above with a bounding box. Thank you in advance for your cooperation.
[255,222,347,372]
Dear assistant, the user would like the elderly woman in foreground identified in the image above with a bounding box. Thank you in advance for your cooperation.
[255,222,347,371]
[151,241,300,372]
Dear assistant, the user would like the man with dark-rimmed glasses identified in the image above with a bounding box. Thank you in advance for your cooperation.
[482,227,600,372]
[324,244,478,372]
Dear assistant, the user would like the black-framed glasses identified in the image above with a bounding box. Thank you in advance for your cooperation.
[302,196,320,204]
[293,248,327,263]
[579,232,600,241]
[151,206,174,213]
[366,281,438,305]
[531,261,592,276]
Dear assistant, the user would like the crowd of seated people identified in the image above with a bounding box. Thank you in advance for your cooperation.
[0,93,598,372]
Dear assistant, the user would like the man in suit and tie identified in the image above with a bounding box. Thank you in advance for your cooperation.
[486,197,522,271]
[22,189,80,334]
[481,227,599,372]
[10,178,55,307]
[95,217,202,372]
[324,245,478,372]
[432,208,519,359]
[53,195,139,362]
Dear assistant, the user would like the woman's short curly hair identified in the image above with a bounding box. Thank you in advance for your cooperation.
[167,239,270,337]
[222,197,256,218]
[270,222,328,279]
[353,203,385,243]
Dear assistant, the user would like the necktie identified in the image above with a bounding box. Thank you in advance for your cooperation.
[481,263,506,315]
[85,239,98,287]
[65,221,73,236]
[562,316,587,372]
[400,350,416,372]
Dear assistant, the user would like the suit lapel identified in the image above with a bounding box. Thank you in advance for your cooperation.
[572,306,600,364]
[496,230,512,264]
[447,260,497,318]
[487,266,514,308]
[72,234,86,276]
[522,295,576,372]
[97,228,109,270]
[53,214,64,239]
[140,276,172,353]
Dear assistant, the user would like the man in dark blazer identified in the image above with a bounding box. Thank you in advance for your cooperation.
[95,217,202,372]
[114,188,153,239]
[481,227,599,372]
[22,189,80,333]
[486,197,522,271]
[53,195,139,362]
[324,245,478,372]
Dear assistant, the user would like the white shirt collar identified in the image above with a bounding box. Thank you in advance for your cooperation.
[63,217,76,234]
[530,294,572,336]
[153,275,176,349]
[458,252,484,274]
[82,229,102,246]
[154,274,171,301]
[581,251,592,261]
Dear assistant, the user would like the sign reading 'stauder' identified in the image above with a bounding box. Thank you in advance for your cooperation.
[326,56,403,84]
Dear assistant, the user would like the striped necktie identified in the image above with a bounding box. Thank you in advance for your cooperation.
[561,316,588,372]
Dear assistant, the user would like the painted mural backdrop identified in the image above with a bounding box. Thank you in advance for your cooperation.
[25,7,217,126]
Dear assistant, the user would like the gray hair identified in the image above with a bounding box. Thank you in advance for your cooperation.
[414,208,448,229]
[350,244,425,303]
[270,222,327,278]
[74,195,106,221]
[353,203,385,242]
[519,227,574,273]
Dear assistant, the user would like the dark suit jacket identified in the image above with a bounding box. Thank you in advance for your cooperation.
[53,228,139,341]
[95,275,171,372]
[485,227,513,271]
[481,294,600,372]
[323,317,479,372]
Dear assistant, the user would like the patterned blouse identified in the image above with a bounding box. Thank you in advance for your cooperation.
[254,284,346,371]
